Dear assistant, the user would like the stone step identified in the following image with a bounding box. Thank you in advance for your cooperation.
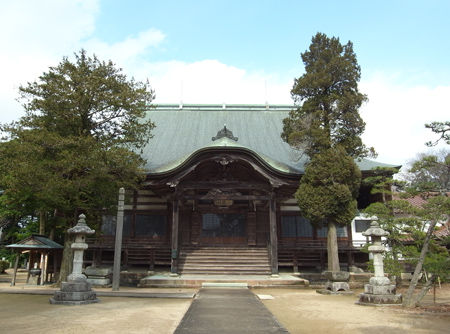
[178,270,272,275]
[179,247,270,275]
[179,255,269,260]
[179,257,268,264]
[179,265,271,271]
[181,248,268,252]
[138,276,308,288]
[180,251,269,255]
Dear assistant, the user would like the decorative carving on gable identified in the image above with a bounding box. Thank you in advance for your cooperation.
[166,180,179,188]
[214,155,235,166]
[212,125,238,142]
[203,188,242,200]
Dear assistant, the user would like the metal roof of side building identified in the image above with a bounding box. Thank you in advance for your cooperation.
[142,104,400,175]
[7,234,63,250]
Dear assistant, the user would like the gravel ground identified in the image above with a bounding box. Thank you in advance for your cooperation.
[0,294,192,334]
[259,287,450,334]
[1,269,449,334]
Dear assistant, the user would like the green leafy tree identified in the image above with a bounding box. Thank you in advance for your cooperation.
[0,50,155,282]
[282,32,373,271]
[362,167,401,204]
[365,152,450,308]
[405,151,450,194]
[401,151,450,308]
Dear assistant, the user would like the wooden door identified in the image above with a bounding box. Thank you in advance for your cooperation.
[200,213,247,245]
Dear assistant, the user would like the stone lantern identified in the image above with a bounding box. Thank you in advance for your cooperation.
[50,214,99,305]
[357,217,402,305]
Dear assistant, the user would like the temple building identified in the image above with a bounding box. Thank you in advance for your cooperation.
[88,104,399,275]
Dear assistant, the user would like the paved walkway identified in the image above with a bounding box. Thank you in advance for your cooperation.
[174,288,289,334]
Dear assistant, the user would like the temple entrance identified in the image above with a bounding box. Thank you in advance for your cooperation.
[200,213,247,245]
[147,149,298,274]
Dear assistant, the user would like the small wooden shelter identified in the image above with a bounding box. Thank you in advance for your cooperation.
[7,234,63,286]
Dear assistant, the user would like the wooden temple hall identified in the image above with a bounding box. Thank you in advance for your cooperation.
[87,104,398,275]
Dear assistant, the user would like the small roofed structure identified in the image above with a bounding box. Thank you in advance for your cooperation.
[7,234,63,286]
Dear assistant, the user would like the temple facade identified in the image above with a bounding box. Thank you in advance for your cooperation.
[87,104,399,275]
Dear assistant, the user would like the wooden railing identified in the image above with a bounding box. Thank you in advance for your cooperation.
[278,239,369,272]
[279,239,367,250]
[85,237,170,268]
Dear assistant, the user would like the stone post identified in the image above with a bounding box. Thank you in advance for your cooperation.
[50,214,99,305]
[357,217,402,305]
[112,187,125,290]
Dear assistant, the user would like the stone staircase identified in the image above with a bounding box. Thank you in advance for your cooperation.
[178,246,271,275]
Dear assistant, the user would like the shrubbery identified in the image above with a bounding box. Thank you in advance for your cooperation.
[0,260,9,273]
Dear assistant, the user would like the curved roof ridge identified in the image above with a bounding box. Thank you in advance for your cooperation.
[142,105,399,175]
[150,136,298,175]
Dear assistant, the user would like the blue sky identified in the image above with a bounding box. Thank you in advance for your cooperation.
[0,0,449,167]
[93,0,450,85]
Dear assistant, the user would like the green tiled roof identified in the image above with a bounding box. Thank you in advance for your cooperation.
[7,234,63,250]
[142,104,400,175]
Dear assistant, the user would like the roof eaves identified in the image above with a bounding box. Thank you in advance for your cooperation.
[147,139,302,177]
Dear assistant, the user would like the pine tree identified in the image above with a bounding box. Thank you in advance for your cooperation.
[0,50,155,282]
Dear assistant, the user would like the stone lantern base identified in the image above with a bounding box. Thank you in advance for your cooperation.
[357,277,402,305]
[50,279,99,305]
[316,271,354,295]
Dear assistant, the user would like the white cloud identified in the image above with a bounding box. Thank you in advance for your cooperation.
[360,73,450,167]
[83,29,166,66]
[0,0,100,123]
[138,59,293,105]
[0,1,167,124]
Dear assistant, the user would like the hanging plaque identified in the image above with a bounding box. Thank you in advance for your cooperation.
[214,199,234,207]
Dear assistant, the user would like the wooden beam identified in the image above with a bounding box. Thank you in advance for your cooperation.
[171,200,179,274]
[269,196,278,275]
[183,194,270,201]
[178,181,272,192]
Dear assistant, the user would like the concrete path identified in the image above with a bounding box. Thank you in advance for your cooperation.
[174,288,289,334]
[0,288,195,299]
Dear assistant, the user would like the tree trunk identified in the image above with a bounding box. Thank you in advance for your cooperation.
[413,274,436,307]
[402,219,438,308]
[327,221,340,272]
[56,232,73,286]
[49,208,57,240]
[39,211,45,235]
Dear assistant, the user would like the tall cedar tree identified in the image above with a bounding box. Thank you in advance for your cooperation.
[282,33,373,271]
[0,50,155,282]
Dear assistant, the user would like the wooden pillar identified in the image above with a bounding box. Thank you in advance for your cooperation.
[347,251,354,268]
[39,252,45,285]
[26,252,32,284]
[171,199,179,274]
[53,251,58,281]
[247,212,257,246]
[10,252,19,286]
[190,212,201,245]
[112,187,125,291]
[269,196,278,275]
[42,253,48,285]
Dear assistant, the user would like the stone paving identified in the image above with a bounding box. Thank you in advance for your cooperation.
[174,288,289,334]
